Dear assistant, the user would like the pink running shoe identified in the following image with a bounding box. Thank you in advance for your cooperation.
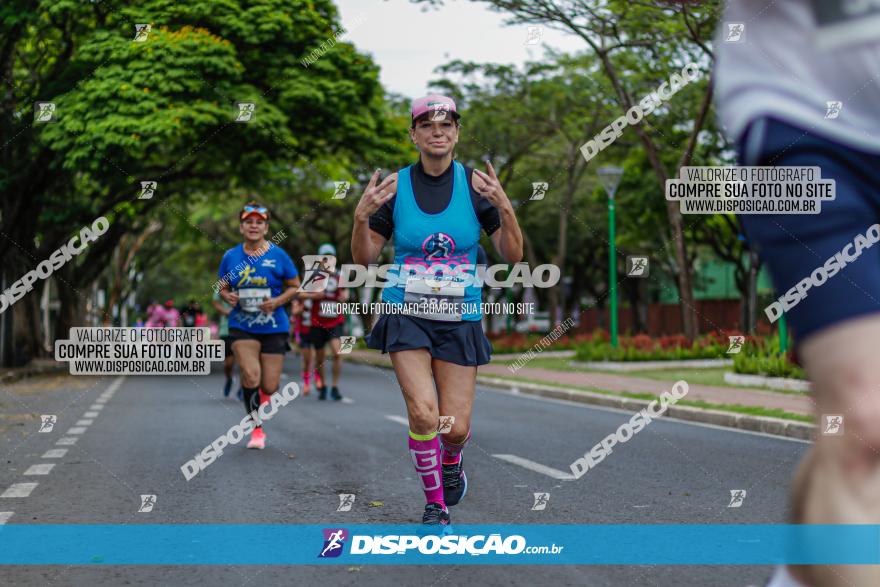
[247,427,266,450]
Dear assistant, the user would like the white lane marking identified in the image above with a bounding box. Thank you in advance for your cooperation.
[384,415,409,427]
[89,404,104,411]
[0,512,13,525]
[42,449,67,458]
[56,437,78,446]
[24,464,55,476]
[105,376,125,394]
[94,398,108,404]
[1,483,39,498]
[341,397,355,404]
[66,427,86,435]
[83,412,99,418]
[492,454,575,481]
[480,385,812,445]
[75,419,93,426]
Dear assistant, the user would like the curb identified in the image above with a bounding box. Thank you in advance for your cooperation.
[347,354,814,442]
[723,371,811,393]
[570,359,733,372]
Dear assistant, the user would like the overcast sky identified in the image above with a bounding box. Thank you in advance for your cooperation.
[335,0,585,99]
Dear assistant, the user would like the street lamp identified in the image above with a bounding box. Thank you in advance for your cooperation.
[598,166,623,348]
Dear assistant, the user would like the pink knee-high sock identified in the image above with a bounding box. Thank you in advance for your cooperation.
[303,371,311,386]
[441,431,470,465]
[408,431,445,507]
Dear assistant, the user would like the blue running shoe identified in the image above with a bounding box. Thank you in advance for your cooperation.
[442,457,467,506]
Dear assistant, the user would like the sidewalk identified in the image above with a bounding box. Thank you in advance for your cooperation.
[346,350,815,440]
[0,358,67,385]
[480,364,814,416]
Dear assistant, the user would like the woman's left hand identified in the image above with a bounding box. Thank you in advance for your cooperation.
[259,297,280,314]
[473,161,510,210]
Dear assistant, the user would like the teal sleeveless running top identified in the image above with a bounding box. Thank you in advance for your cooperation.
[381,161,482,321]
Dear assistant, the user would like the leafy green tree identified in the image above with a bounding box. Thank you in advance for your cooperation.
[0,0,408,365]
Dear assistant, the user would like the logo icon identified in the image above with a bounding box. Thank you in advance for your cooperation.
[319,528,348,558]
[300,255,337,292]
[438,415,455,434]
[39,415,57,433]
[824,101,843,120]
[727,335,745,354]
[338,336,356,355]
[138,494,157,513]
[422,232,455,260]
[728,489,746,508]
[626,256,649,278]
[134,24,152,42]
[530,182,549,201]
[261,259,276,268]
[525,26,543,45]
[822,414,844,435]
[34,102,56,123]
[336,494,355,512]
[235,102,256,123]
[332,181,350,200]
[138,181,157,200]
[429,103,450,121]
[725,23,745,42]
[532,492,550,511]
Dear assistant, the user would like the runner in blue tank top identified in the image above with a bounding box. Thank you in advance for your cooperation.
[351,95,524,526]
[217,202,301,450]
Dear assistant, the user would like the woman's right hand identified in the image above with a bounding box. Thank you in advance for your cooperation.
[220,289,239,306]
[355,170,397,222]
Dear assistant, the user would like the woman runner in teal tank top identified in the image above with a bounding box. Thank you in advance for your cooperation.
[351,94,524,526]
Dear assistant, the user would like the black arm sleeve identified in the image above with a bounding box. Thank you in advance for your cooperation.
[368,196,396,240]
[465,167,501,235]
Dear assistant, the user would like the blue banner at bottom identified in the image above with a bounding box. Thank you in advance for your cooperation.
[0,524,878,565]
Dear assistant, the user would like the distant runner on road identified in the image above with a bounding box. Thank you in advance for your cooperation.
[217,202,301,450]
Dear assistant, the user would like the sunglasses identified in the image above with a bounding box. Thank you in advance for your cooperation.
[240,205,268,219]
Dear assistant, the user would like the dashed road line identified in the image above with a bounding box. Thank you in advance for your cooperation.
[56,437,78,446]
[384,414,409,427]
[42,449,68,458]
[1,483,39,498]
[66,427,87,435]
[84,411,99,418]
[89,404,104,411]
[75,419,94,426]
[492,454,575,481]
[24,464,55,476]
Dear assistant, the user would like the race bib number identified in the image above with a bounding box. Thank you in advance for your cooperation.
[238,288,271,313]
[811,0,880,49]
[403,273,465,322]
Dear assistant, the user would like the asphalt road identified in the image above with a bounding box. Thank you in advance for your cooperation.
[0,352,807,586]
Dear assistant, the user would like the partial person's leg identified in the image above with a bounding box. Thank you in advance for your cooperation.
[391,349,445,510]
[232,339,262,416]
[434,359,476,507]
[315,345,328,399]
[259,353,284,396]
[301,346,313,395]
[787,316,880,587]
[329,337,343,399]
[330,337,342,386]
[434,359,476,462]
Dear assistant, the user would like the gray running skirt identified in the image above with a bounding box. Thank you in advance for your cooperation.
[366,314,492,367]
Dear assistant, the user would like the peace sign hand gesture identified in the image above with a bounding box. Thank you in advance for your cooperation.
[473,161,510,210]
[355,170,398,222]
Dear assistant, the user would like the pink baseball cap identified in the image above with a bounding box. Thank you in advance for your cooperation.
[410,94,460,123]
